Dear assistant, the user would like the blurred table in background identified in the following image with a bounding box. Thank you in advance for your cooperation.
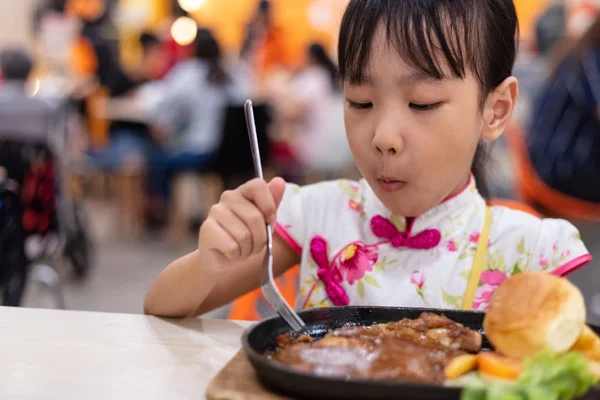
[0,307,251,399]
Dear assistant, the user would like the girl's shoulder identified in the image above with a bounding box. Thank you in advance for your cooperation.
[489,205,591,277]
[276,179,369,251]
[278,179,368,225]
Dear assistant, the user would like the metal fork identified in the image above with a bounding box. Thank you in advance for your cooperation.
[244,100,306,332]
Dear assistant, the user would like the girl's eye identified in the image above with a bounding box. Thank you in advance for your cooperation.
[348,100,373,110]
[409,102,443,111]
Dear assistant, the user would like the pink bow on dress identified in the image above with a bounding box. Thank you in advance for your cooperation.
[370,215,441,249]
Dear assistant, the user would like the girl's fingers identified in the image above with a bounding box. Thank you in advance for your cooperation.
[201,218,240,260]
[238,179,278,225]
[208,204,253,258]
[228,197,268,254]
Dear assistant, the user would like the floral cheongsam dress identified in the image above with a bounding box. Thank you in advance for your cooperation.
[274,177,591,311]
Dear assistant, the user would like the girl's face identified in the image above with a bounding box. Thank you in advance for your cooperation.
[344,24,516,217]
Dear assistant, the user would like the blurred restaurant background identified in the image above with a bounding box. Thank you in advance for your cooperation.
[0,0,599,323]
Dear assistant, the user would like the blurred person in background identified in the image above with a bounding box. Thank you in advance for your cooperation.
[567,0,599,39]
[536,0,567,57]
[0,47,61,238]
[143,28,246,218]
[139,32,169,81]
[241,0,292,84]
[87,32,162,174]
[274,43,352,181]
[528,16,600,202]
[0,48,34,90]
[0,47,60,150]
[67,0,121,93]
[513,0,568,126]
[139,31,177,81]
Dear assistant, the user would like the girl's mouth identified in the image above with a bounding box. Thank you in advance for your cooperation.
[378,178,406,193]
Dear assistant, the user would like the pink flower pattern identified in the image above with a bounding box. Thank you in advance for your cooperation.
[410,271,427,300]
[309,236,380,306]
[348,200,362,212]
[469,233,480,244]
[411,271,426,290]
[473,270,508,310]
[333,243,378,284]
[472,284,496,311]
[447,240,458,252]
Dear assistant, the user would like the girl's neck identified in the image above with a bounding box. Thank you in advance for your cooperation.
[442,174,473,204]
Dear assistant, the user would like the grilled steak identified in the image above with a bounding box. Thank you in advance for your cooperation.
[270,312,482,384]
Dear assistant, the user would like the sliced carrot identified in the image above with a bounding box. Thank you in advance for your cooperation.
[445,354,479,380]
[478,352,523,380]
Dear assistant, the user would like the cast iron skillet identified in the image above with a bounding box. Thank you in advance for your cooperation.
[242,306,600,400]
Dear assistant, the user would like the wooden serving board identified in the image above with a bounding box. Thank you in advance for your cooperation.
[206,350,293,400]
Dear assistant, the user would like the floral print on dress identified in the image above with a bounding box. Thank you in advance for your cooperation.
[410,271,428,303]
[447,239,458,252]
[466,237,532,311]
[338,180,368,218]
[349,200,362,212]
[277,178,590,312]
[538,238,578,272]
[334,243,378,284]
[306,236,381,306]
[473,270,508,311]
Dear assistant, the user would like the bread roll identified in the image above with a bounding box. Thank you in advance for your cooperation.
[484,272,586,359]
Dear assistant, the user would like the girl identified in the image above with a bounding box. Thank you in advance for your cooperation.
[144,28,246,207]
[144,0,592,318]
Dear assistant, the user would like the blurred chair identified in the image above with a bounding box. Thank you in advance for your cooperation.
[228,265,299,321]
[505,123,600,221]
[169,103,273,240]
[0,140,84,308]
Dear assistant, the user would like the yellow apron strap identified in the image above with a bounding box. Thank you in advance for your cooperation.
[462,207,493,310]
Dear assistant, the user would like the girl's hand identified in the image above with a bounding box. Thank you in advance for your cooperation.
[199,177,287,266]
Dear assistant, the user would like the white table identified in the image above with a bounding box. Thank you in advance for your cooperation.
[0,307,252,400]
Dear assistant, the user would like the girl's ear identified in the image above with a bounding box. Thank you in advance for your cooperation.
[482,76,519,141]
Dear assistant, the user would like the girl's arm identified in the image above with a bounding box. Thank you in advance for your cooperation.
[143,234,299,318]
[144,177,299,318]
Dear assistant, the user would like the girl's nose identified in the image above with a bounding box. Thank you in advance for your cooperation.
[372,120,404,156]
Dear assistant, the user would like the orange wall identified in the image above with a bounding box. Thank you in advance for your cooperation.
[120,0,550,67]
[189,0,549,63]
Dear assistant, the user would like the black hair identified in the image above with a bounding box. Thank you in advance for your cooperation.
[195,28,230,86]
[0,47,33,82]
[308,43,340,92]
[338,0,519,198]
[140,31,160,53]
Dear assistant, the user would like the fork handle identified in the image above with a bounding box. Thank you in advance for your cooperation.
[244,100,264,180]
